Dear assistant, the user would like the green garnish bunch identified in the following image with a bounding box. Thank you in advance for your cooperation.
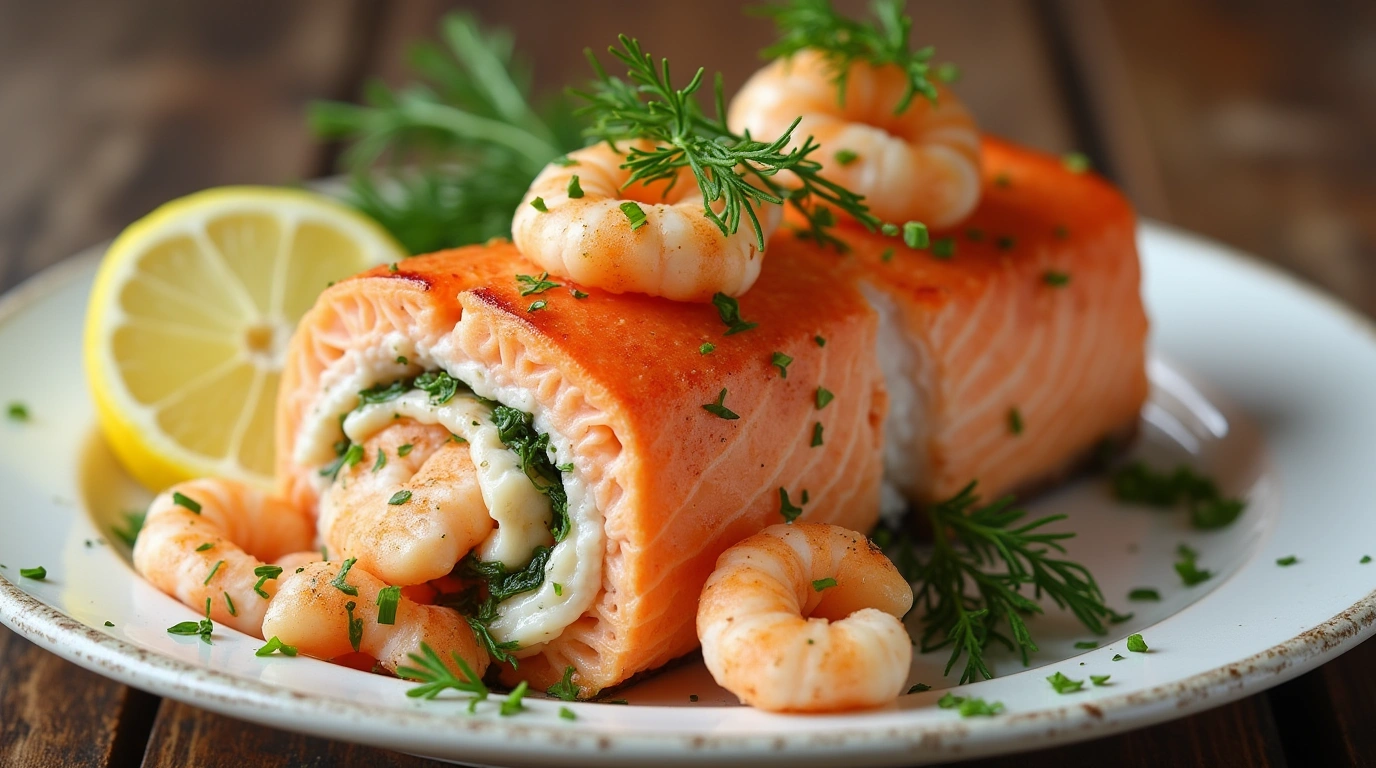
[909,482,1122,684]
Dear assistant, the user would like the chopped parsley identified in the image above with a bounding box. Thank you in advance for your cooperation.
[547,666,579,701]
[937,693,1004,717]
[1128,588,1160,601]
[1126,633,1149,653]
[1073,641,1098,649]
[19,566,46,580]
[814,335,826,347]
[811,422,824,447]
[930,237,956,259]
[256,636,298,657]
[167,618,213,644]
[881,247,895,262]
[451,546,554,664]
[202,560,224,586]
[389,490,413,505]
[1007,407,1023,435]
[1043,271,1071,287]
[1047,671,1084,694]
[834,149,858,165]
[812,577,838,592]
[491,405,571,541]
[331,557,360,596]
[172,492,202,514]
[1063,152,1092,173]
[903,221,930,249]
[553,582,563,596]
[559,706,577,720]
[530,196,548,212]
[699,342,715,355]
[377,585,401,625]
[1090,674,1111,686]
[779,487,806,523]
[815,386,834,410]
[195,542,214,552]
[907,683,931,694]
[712,293,757,335]
[517,272,561,296]
[6,402,29,422]
[527,299,547,313]
[702,389,740,420]
[373,449,387,473]
[253,565,283,598]
[1112,654,1125,661]
[995,235,1016,250]
[1174,543,1212,586]
[1111,462,1246,530]
[770,351,793,378]
[619,201,648,230]
[1363,556,1372,564]
[320,443,364,480]
[397,443,414,457]
[345,601,363,652]
[566,174,584,198]
[689,694,700,702]
[104,621,114,627]
[571,288,589,299]
[387,262,399,273]
[112,510,146,548]
[1276,555,1298,567]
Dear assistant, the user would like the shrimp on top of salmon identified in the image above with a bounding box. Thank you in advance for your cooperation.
[729,1,982,228]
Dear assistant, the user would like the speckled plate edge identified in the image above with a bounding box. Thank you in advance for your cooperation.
[1,223,1375,767]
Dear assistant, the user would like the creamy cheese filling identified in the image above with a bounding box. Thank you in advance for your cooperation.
[294,343,604,655]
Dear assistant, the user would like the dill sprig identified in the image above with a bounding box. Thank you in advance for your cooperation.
[753,0,956,114]
[574,36,882,252]
[396,642,490,709]
[914,482,1119,685]
[309,13,584,253]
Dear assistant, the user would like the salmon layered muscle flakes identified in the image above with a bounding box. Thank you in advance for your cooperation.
[837,137,1149,507]
[276,240,886,695]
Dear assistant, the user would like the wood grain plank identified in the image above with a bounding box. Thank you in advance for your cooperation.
[0,0,371,291]
[140,701,444,768]
[0,625,159,768]
[1268,636,1376,767]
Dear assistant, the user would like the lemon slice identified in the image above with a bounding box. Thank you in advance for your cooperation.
[84,186,405,492]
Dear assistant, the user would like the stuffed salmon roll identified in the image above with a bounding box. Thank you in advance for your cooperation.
[275,240,886,695]
[841,137,1149,507]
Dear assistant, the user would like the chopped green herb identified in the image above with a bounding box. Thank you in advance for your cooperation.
[372,449,387,473]
[167,619,214,644]
[702,389,740,420]
[552,156,578,167]
[6,402,29,422]
[1043,271,1071,287]
[604,699,629,705]
[1112,654,1125,661]
[619,201,648,230]
[172,492,202,514]
[1090,674,1111,686]
[388,262,399,273]
[937,692,963,709]
[1363,555,1372,564]
[1054,225,1070,239]
[398,643,490,706]
[815,386,834,410]
[935,62,961,83]
[571,287,589,299]
[881,247,895,262]
[19,566,46,580]
[1276,555,1298,567]
[994,173,1012,188]
[770,351,793,378]
[903,221,930,249]
[195,542,214,552]
[931,237,956,259]
[530,196,549,212]
[548,665,579,701]
[559,706,577,720]
[566,175,584,199]
[996,235,1016,250]
[256,636,299,657]
[1128,588,1161,601]
[834,149,859,166]
[331,557,360,596]
[320,443,365,481]
[388,490,413,505]
[779,487,806,523]
[959,698,1005,717]
[553,582,563,596]
[965,228,985,242]
[689,694,700,702]
[253,565,283,598]
[202,560,224,586]
[1126,633,1148,653]
[377,585,401,625]
[814,335,826,347]
[1047,671,1084,694]
[881,223,900,236]
[811,422,824,447]
[1062,152,1092,173]
[223,591,237,617]
[499,680,529,716]
[907,683,931,693]
[104,621,114,627]
[1008,407,1023,435]
[1174,544,1212,587]
[1111,462,1246,530]
[1074,641,1098,649]
[699,342,715,355]
[112,510,146,548]
[490,406,571,541]
[812,577,838,592]
[527,299,547,313]
[712,293,757,335]
[397,443,414,457]
[414,370,462,406]
[345,600,363,652]
[517,272,561,296]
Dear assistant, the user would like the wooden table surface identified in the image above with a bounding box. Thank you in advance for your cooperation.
[1,1,1373,766]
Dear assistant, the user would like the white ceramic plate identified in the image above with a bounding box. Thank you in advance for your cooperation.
[1,222,1374,767]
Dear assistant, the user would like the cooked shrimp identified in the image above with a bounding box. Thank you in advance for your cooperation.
[728,49,981,228]
[133,478,317,636]
[510,141,782,302]
[319,420,493,587]
[697,522,913,712]
[262,560,489,679]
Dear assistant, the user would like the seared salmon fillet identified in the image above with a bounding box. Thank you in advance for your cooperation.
[834,136,1148,506]
[276,240,886,695]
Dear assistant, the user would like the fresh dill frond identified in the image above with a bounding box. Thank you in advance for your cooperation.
[396,642,490,706]
[574,36,882,253]
[913,482,1119,685]
[752,0,952,114]
[309,13,584,253]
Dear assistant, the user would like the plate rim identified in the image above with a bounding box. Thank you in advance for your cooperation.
[2,221,1375,765]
